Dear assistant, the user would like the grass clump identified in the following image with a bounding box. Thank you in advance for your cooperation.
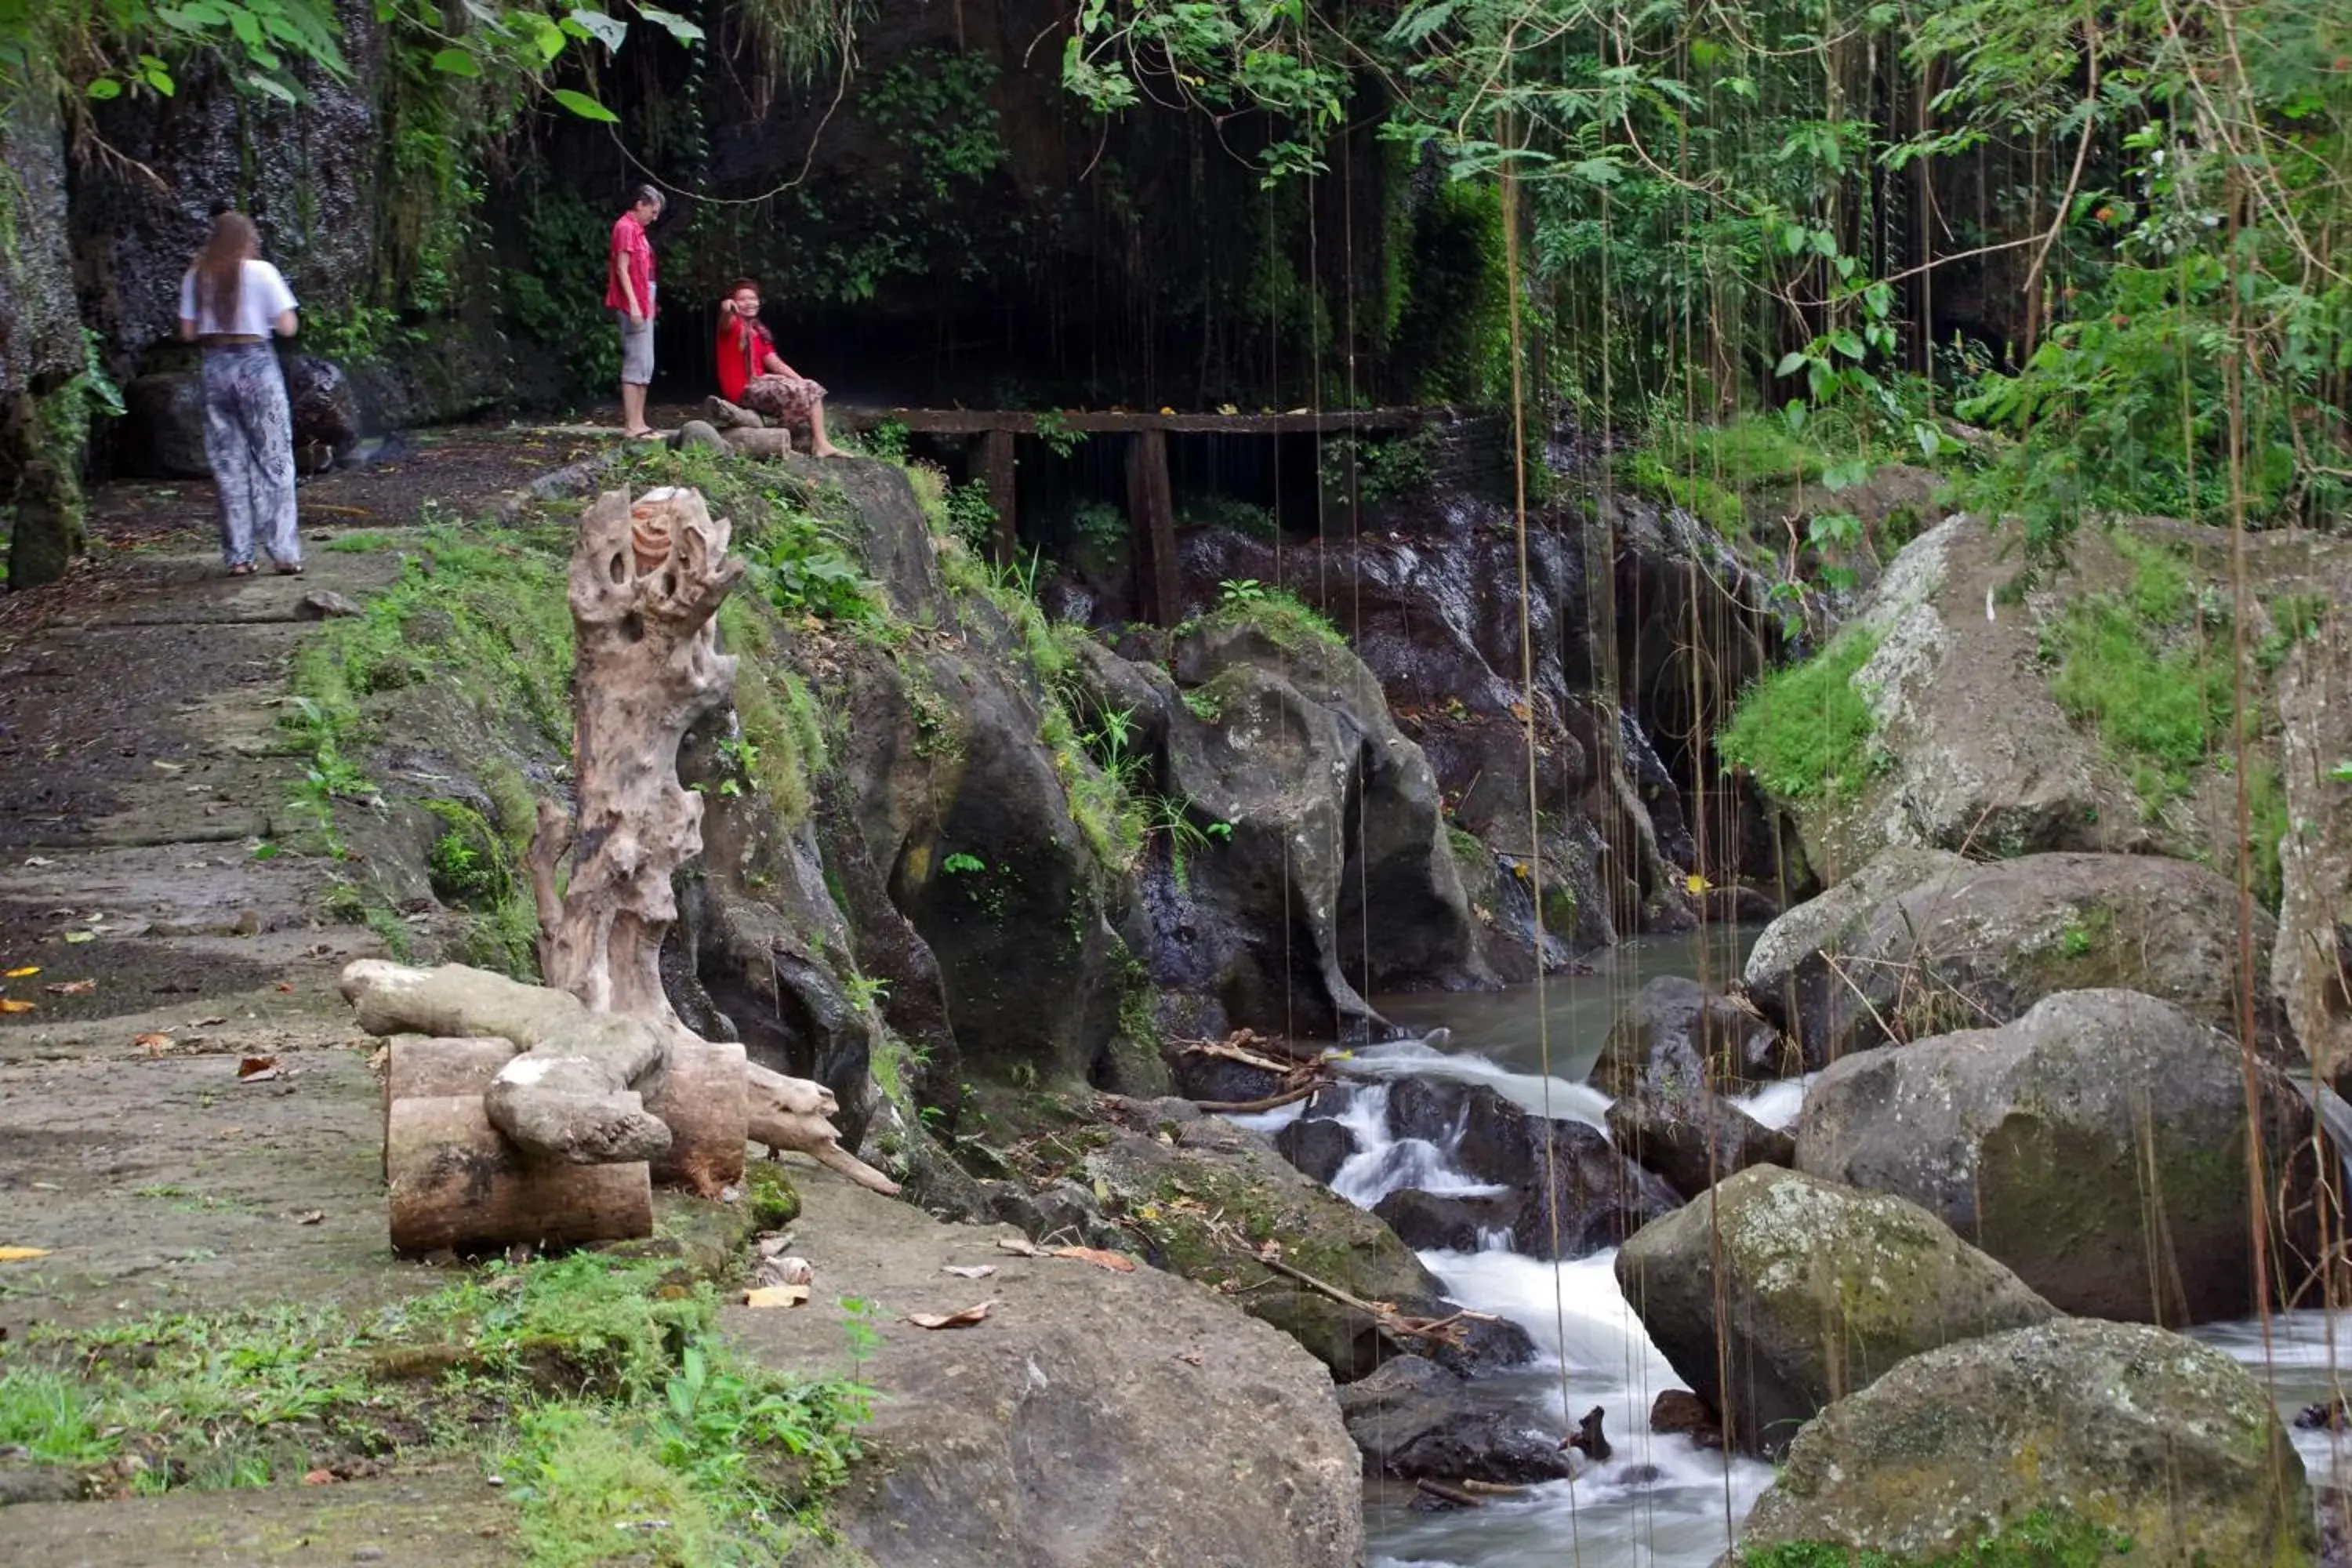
[1719,628,1884,801]
[0,1250,868,1554]
[1192,579,1346,656]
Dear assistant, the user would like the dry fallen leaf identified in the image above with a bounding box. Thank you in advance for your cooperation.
[45,978,96,996]
[237,1055,281,1082]
[3,965,38,978]
[61,931,94,945]
[294,1210,325,1226]
[994,1237,1042,1258]
[1177,1350,1203,1366]
[300,1468,337,1486]
[0,1247,53,1262]
[274,982,296,993]
[942,1264,998,1280]
[1051,1246,1137,1273]
[905,1299,996,1330]
[133,1032,172,1054]
[743,1284,811,1308]
[195,1015,227,1027]
[0,999,34,1014]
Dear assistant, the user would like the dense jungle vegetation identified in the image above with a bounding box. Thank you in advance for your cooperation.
[2,0,2345,564]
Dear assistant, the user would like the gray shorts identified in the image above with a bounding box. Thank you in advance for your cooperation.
[617,310,654,385]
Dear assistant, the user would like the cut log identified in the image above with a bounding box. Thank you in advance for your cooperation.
[380,1035,519,1178]
[386,1095,652,1254]
[644,1039,750,1196]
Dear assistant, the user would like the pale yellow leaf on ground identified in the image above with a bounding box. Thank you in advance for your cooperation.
[0,1247,52,1262]
[994,1237,1042,1258]
[0,999,34,1014]
[4,965,38,978]
[63,931,95,944]
[743,1285,810,1308]
[905,1299,996,1330]
[942,1264,997,1279]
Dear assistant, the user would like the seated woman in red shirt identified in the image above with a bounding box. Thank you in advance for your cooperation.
[713,278,844,457]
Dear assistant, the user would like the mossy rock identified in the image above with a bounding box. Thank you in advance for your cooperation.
[741,1163,803,1232]
[1796,988,2324,1326]
[1739,1319,2318,1566]
[1617,1165,2055,1457]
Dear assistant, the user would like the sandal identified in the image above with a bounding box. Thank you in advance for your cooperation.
[228,562,256,577]
[274,561,304,576]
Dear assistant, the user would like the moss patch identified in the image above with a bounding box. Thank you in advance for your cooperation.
[1721,628,1885,802]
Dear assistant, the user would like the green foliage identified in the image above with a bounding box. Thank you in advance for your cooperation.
[1201,580,1346,655]
[946,480,998,559]
[2042,593,2231,799]
[0,1250,867,1551]
[1072,500,1127,550]
[858,419,911,463]
[423,798,513,906]
[1720,628,1884,801]
[300,303,413,366]
[503,187,626,396]
[1033,410,1087,459]
[1177,495,1278,542]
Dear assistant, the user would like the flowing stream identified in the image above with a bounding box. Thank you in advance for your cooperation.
[1231,927,2352,1567]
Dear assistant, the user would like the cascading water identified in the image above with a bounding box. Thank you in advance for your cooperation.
[1236,930,1785,1567]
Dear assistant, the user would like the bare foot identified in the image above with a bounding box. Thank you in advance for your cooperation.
[621,426,658,440]
[811,441,848,459]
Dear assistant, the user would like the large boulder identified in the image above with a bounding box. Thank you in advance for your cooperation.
[1615,1165,2056,1457]
[2274,611,2352,1087]
[122,370,212,478]
[1796,989,2325,1324]
[1737,1319,2318,1566]
[728,1168,1364,1568]
[1741,847,2286,1067]
[1384,1076,1680,1258]
[284,353,361,463]
[1336,1354,1573,1485]
[1159,618,1494,1040]
[1077,1116,1453,1379]
[1592,975,1795,1196]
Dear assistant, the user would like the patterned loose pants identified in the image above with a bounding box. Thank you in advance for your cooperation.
[201,344,300,569]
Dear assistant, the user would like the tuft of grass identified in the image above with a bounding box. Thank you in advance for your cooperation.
[1193,584,1346,656]
[321,529,401,554]
[1,1250,867,1551]
[1719,628,1885,801]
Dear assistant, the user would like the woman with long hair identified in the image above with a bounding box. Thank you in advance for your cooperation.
[177,210,302,576]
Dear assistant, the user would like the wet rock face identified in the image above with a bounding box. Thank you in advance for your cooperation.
[1158,619,1494,1040]
[1741,845,2288,1069]
[0,94,82,399]
[1616,1164,2056,1457]
[1354,1076,1679,1260]
[71,3,387,358]
[1738,1319,2318,1566]
[1796,987,2328,1325]
[122,358,362,479]
[1338,1355,1574,1486]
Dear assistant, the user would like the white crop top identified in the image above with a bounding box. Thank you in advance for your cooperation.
[178,259,298,337]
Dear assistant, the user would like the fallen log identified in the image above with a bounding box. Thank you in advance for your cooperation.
[644,1039,749,1196]
[380,1035,518,1178]
[387,1094,652,1254]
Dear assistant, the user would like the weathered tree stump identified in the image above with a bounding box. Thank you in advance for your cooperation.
[348,485,895,1257]
[387,1094,652,1254]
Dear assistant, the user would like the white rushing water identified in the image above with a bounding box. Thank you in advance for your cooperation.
[1250,926,2339,1566]
[1232,932,1784,1567]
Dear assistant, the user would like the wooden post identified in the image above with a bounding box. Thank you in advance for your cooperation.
[1125,427,1178,626]
[978,428,1017,564]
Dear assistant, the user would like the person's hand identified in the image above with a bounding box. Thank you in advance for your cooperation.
[629,310,647,328]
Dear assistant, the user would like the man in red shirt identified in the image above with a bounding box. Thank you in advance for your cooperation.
[605,185,663,438]
[713,278,844,457]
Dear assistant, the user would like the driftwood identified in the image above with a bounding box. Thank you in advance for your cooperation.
[1413,1478,1483,1509]
[347,486,898,1254]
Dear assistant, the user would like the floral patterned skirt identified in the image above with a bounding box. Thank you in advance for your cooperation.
[741,372,826,426]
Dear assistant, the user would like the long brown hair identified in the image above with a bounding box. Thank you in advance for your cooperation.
[196,212,257,327]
